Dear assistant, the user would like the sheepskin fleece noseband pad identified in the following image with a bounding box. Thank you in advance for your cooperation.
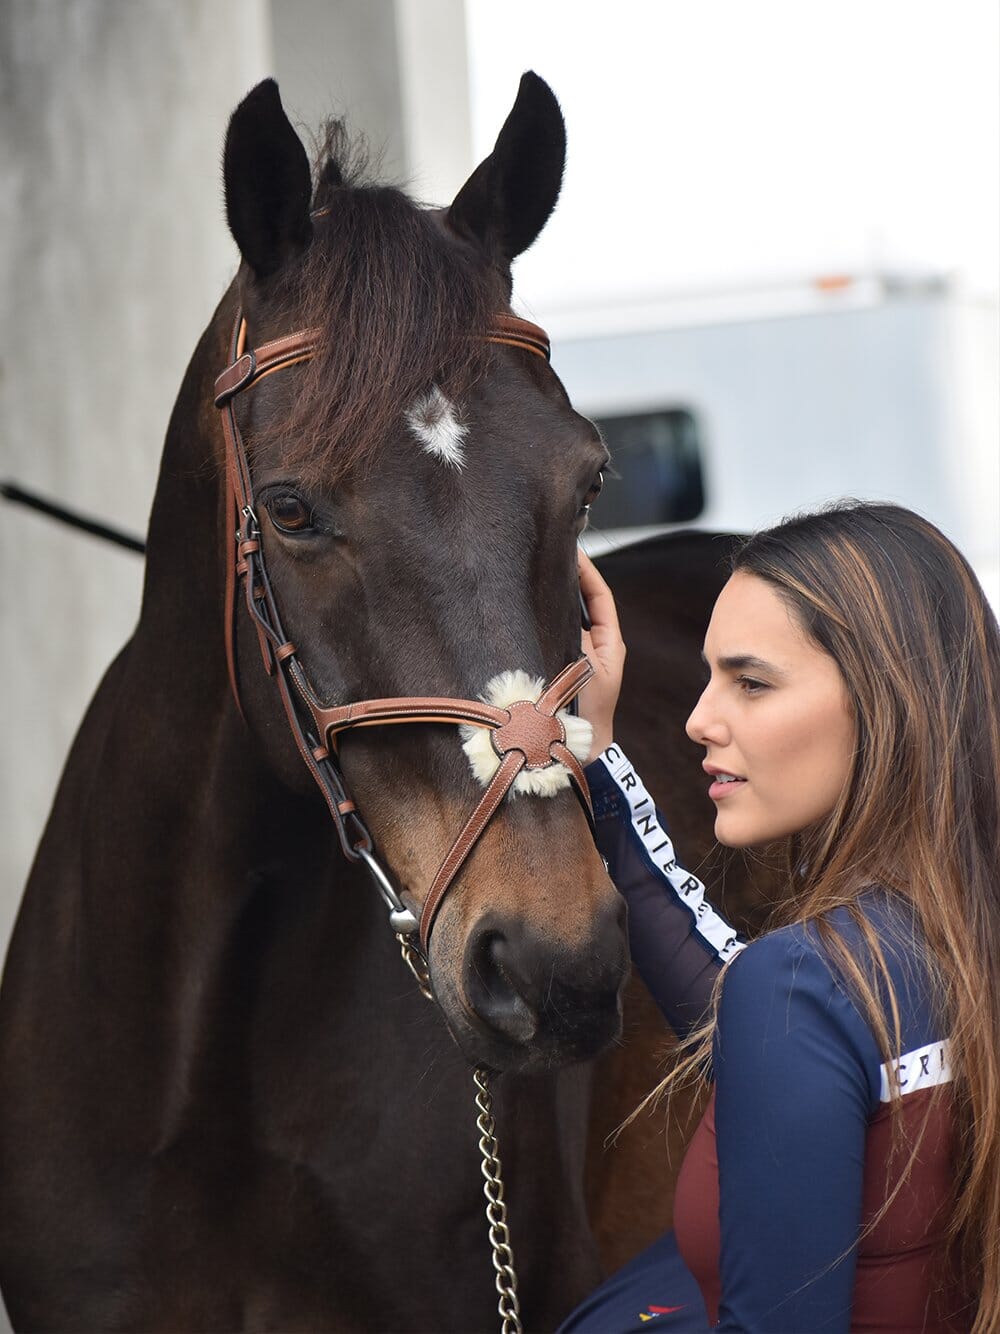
[459,670,593,798]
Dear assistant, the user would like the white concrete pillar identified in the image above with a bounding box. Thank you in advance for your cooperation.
[394,0,473,206]
[0,1,273,962]
[271,0,472,204]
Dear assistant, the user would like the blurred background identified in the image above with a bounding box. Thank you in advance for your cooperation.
[2,1,997,976]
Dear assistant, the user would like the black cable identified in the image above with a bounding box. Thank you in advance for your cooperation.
[0,481,146,554]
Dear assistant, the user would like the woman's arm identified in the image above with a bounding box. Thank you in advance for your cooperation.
[587,745,742,1037]
[579,550,743,1037]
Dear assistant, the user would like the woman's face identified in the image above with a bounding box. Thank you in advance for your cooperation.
[685,571,856,847]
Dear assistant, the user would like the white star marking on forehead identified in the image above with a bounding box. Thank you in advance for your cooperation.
[405,386,468,470]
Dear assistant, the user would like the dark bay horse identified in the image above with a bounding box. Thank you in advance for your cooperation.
[0,75,769,1331]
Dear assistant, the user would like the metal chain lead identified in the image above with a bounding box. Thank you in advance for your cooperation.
[474,1068,522,1334]
[395,932,434,1001]
[394,936,521,1334]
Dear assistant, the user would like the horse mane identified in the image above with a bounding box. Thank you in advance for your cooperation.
[250,121,502,486]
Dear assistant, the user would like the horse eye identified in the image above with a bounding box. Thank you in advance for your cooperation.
[267,493,313,534]
[580,471,604,514]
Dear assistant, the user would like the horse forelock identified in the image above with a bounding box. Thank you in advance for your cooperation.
[247,125,501,487]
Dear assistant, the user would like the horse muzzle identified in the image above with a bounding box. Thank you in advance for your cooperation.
[425,845,629,1073]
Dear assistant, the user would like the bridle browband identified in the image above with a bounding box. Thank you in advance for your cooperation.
[213,310,594,967]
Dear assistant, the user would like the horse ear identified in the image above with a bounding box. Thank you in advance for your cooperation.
[446,71,565,265]
[224,79,313,279]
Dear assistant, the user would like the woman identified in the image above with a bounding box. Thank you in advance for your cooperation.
[567,502,999,1333]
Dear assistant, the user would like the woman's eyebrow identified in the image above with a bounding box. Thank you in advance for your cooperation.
[701,651,786,676]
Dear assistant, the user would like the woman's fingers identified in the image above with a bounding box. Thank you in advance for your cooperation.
[578,549,626,662]
[578,548,616,625]
[577,547,626,760]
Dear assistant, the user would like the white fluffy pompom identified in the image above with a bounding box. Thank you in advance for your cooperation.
[459,669,593,797]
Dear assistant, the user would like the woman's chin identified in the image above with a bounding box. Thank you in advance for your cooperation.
[713,809,746,847]
[715,815,793,850]
[713,812,771,849]
[715,825,749,848]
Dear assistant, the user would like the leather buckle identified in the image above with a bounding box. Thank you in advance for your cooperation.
[213,351,257,407]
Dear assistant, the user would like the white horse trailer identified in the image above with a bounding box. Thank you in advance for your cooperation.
[561,276,999,610]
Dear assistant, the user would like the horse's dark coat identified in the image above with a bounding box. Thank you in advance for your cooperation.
[0,75,772,1332]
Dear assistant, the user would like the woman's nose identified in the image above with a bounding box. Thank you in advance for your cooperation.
[686,682,723,746]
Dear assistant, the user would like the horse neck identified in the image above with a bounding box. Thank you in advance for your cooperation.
[136,296,233,688]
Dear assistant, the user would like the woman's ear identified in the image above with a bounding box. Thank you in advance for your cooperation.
[223,79,314,279]
[446,71,565,268]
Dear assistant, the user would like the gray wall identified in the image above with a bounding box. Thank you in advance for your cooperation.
[1,1,272,960]
[271,0,472,204]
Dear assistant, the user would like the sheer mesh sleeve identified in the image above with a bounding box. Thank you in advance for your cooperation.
[587,745,744,1039]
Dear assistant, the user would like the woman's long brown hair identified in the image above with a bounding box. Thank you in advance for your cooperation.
[647,502,1000,1329]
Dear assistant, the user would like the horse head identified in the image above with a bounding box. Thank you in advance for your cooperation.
[217,74,627,1073]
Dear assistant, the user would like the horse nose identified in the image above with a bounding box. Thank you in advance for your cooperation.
[464,897,628,1047]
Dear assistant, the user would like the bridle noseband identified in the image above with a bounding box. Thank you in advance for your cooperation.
[213,311,594,967]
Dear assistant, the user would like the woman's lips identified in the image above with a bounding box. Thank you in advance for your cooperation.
[708,777,747,800]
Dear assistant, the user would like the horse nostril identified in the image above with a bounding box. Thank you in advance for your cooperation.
[466,930,539,1043]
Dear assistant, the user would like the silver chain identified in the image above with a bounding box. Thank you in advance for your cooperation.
[395,931,434,1001]
[474,1067,523,1334]
[394,937,523,1333]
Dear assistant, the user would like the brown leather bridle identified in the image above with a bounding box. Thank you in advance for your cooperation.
[213,311,595,960]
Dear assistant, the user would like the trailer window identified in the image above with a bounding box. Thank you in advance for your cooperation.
[592,409,704,525]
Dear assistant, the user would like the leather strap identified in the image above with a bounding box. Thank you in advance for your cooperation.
[214,321,324,407]
[223,477,244,722]
[214,313,548,408]
[483,314,550,362]
[419,750,525,946]
[306,693,509,747]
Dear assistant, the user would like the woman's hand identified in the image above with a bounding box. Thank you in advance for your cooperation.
[578,547,626,762]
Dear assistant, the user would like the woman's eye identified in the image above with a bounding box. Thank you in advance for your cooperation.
[267,493,313,534]
[736,676,768,695]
